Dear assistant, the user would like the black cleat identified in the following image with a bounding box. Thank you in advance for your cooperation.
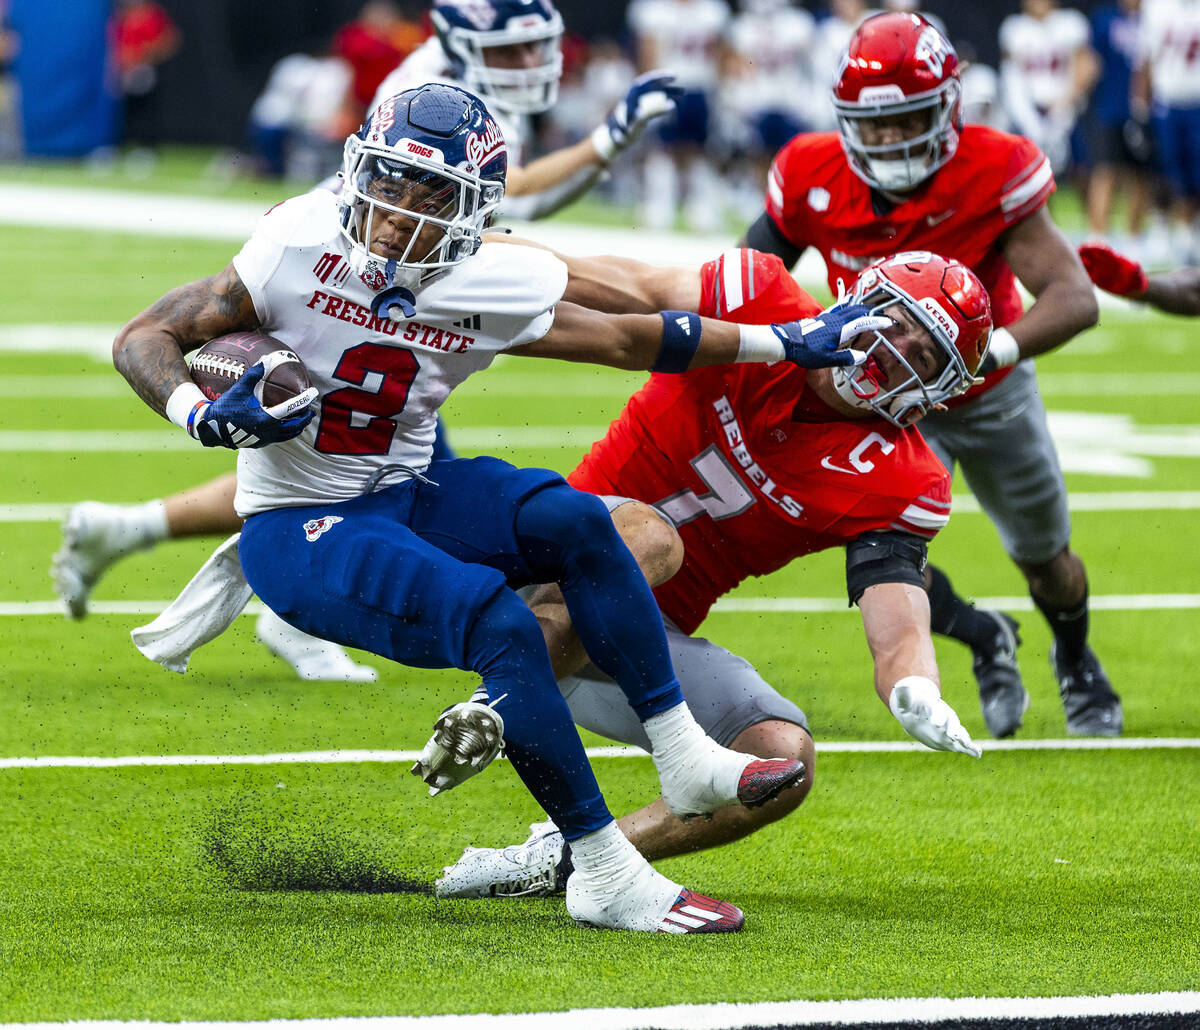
[972,610,1030,738]
[1051,643,1123,737]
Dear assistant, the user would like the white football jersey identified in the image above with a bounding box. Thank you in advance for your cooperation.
[726,6,817,121]
[369,38,528,166]
[626,0,730,91]
[999,8,1090,111]
[1139,0,1200,106]
[230,190,567,516]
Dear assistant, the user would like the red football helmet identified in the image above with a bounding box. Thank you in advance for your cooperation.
[833,251,993,426]
[832,13,963,193]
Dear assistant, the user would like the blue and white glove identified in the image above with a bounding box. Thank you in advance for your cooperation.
[186,362,317,449]
[889,676,982,758]
[591,70,683,163]
[769,303,889,369]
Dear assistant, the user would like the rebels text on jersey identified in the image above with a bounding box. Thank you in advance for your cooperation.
[569,249,951,634]
[765,125,1053,400]
[230,190,566,516]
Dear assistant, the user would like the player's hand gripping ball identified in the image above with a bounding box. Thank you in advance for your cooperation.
[187,332,318,448]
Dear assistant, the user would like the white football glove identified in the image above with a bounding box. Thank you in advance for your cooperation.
[889,676,981,758]
[591,70,683,163]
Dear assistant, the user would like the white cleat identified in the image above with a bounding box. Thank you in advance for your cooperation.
[657,733,806,822]
[566,862,744,934]
[51,501,156,619]
[412,699,505,796]
[435,820,566,899]
[255,609,378,683]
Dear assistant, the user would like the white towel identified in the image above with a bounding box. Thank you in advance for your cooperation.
[131,533,253,673]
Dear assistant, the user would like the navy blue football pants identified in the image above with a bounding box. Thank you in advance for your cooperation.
[239,457,685,840]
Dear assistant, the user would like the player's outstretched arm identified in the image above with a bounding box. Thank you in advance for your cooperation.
[989,207,1100,369]
[113,264,260,418]
[859,582,980,758]
[1079,241,1200,315]
[510,299,877,371]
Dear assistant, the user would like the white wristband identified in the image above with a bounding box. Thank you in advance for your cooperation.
[590,122,616,164]
[736,324,786,364]
[165,381,208,432]
[987,327,1020,369]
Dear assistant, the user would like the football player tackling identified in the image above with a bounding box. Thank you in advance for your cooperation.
[738,13,1120,739]
[109,83,882,933]
[436,245,990,899]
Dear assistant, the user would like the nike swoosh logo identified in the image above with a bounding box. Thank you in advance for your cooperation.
[925,210,955,227]
[820,456,858,475]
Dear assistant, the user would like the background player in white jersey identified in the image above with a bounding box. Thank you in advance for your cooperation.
[108,83,886,933]
[1136,0,1200,261]
[51,0,681,682]
[626,0,730,231]
[1000,0,1099,175]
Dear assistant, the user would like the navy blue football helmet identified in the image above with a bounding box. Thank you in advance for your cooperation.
[431,0,563,114]
[339,83,508,286]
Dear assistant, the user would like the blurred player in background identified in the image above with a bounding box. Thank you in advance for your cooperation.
[739,12,1121,739]
[435,246,988,900]
[52,0,681,682]
[626,0,730,231]
[112,83,866,934]
[330,0,426,125]
[999,0,1098,178]
[1086,0,1152,249]
[811,0,879,130]
[1135,0,1200,263]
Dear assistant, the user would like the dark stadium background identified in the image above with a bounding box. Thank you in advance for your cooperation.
[137,0,1112,147]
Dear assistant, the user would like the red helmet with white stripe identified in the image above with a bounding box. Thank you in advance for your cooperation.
[832,13,962,194]
[832,251,992,426]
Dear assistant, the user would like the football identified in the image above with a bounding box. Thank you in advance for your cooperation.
[189,331,311,408]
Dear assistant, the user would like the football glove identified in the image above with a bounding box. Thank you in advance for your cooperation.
[1078,241,1149,299]
[188,361,317,449]
[889,676,981,758]
[591,71,683,163]
[770,303,885,369]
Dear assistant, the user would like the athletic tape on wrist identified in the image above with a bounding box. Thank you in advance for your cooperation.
[736,323,786,363]
[987,327,1020,369]
[653,311,703,373]
[166,381,209,433]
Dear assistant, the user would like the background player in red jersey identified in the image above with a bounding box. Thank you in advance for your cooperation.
[738,12,1121,740]
[1078,240,1200,316]
[435,246,991,900]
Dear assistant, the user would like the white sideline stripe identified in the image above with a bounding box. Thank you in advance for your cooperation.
[5,594,1200,618]
[7,492,1200,523]
[2,738,1198,769]
[2,992,1198,1029]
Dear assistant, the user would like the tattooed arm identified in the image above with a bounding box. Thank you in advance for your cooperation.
[113,263,260,418]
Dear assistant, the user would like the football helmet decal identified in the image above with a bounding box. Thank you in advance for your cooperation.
[432,0,564,115]
[832,251,992,426]
[832,13,962,194]
[339,83,508,292]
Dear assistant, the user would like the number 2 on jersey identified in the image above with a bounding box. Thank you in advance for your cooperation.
[314,342,419,454]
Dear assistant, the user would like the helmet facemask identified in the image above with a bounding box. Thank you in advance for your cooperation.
[437,12,564,114]
[834,78,962,194]
[832,277,979,427]
[339,141,503,288]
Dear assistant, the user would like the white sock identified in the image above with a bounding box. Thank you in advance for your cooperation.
[569,820,650,886]
[130,500,170,546]
[643,702,742,799]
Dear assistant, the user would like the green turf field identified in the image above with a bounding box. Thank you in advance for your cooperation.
[1,177,1198,1022]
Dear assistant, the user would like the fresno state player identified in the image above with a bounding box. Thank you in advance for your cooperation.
[435,247,988,901]
[740,12,1121,740]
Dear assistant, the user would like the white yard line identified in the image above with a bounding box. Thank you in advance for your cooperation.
[4,593,1200,618]
[7,492,1200,523]
[1,991,1197,1029]
[2,738,1197,770]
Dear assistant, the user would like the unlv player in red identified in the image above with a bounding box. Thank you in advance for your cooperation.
[740,12,1121,738]
[435,247,991,900]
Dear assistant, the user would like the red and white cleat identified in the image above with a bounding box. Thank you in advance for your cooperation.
[736,758,807,809]
[657,889,745,934]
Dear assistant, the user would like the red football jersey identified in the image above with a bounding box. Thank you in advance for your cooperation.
[765,126,1054,401]
[569,250,952,634]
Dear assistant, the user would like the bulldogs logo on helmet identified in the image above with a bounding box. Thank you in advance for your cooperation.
[432,0,564,115]
[832,251,992,427]
[338,83,508,291]
[832,13,963,194]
